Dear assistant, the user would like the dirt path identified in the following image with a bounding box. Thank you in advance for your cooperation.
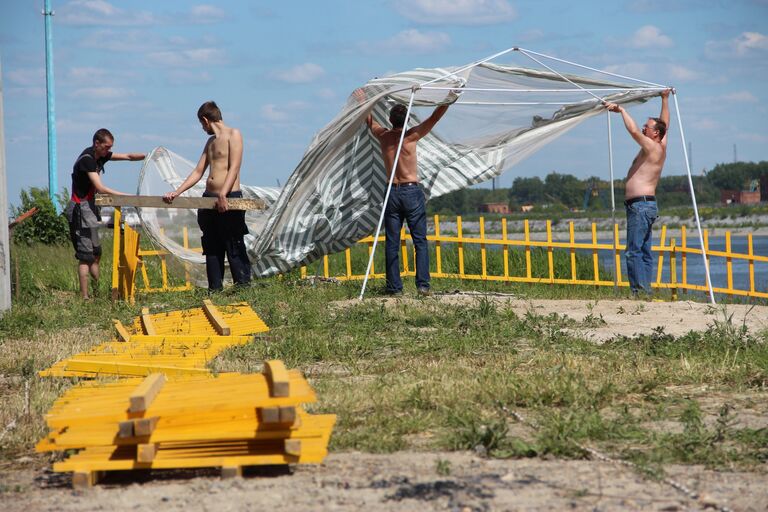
[2,452,767,511]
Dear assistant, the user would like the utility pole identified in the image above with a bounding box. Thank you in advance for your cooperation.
[43,0,59,211]
[733,144,738,163]
[0,57,11,312]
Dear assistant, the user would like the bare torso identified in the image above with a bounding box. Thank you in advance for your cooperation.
[204,126,241,194]
[376,130,420,183]
[625,143,666,198]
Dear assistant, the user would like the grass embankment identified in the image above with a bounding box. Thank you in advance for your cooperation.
[0,240,766,482]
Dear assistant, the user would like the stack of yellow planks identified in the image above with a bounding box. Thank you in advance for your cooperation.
[40,301,269,378]
[37,361,336,487]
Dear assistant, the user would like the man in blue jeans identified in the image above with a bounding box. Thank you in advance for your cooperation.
[366,102,450,296]
[606,89,672,295]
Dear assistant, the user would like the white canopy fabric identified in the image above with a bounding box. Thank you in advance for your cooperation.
[137,62,662,282]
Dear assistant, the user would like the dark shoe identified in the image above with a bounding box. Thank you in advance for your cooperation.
[385,289,403,297]
[417,287,432,297]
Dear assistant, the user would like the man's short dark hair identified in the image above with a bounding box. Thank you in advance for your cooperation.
[651,117,667,139]
[198,101,223,122]
[389,104,408,129]
[92,128,113,144]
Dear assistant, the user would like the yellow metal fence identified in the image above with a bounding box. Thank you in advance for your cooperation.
[111,210,768,301]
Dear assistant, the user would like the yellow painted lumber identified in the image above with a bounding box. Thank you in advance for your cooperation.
[140,307,157,335]
[113,320,131,342]
[129,374,166,413]
[202,300,231,336]
[263,360,290,397]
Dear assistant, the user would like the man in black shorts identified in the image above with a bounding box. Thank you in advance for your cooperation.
[65,128,145,299]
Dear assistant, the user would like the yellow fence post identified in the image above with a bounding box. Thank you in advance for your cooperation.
[457,216,465,278]
[655,225,667,287]
[480,216,487,279]
[725,231,733,298]
[502,218,509,280]
[524,219,532,280]
[591,222,599,286]
[681,225,688,294]
[670,238,678,301]
[748,233,755,296]
[111,207,122,300]
[434,214,442,277]
[546,220,554,283]
[613,222,622,288]
[569,221,576,283]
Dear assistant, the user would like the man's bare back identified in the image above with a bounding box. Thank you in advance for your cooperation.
[368,104,449,183]
[204,126,242,194]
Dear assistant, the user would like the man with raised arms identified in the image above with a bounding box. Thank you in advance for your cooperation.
[163,101,251,291]
[606,89,672,296]
[366,102,450,296]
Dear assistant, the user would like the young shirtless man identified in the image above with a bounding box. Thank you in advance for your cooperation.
[606,89,672,295]
[366,102,450,296]
[162,101,251,291]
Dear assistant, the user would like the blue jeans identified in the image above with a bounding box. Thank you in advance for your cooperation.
[625,200,658,295]
[384,184,429,292]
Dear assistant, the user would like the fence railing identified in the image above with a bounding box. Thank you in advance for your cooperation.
[111,210,768,301]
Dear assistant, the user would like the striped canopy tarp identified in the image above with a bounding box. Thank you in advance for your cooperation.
[137,59,663,284]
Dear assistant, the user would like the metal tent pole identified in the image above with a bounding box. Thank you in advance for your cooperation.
[607,113,618,291]
[673,93,716,304]
[359,89,417,300]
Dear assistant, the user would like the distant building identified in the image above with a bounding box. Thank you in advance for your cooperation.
[720,190,760,205]
[478,202,511,214]
[520,204,534,213]
[761,175,768,202]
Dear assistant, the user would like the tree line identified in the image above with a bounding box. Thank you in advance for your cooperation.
[428,161,768,215]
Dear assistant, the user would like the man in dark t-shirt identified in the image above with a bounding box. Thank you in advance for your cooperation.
[65,128,145,299]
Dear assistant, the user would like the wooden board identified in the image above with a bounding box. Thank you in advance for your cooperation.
[95,194,266,211]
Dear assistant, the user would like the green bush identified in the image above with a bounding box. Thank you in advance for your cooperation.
[11,187,69,245]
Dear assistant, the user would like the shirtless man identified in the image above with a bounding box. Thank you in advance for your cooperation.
[606,89,672,295]
[162,101,251,291]
[366,102,450,296]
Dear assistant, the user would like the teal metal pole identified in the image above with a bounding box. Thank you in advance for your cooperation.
[43,0,58,211]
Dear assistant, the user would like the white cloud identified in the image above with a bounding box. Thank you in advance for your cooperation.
[261,104,288,122]
[666,64,699,82]
[393,0,515,25]
[367,29,451,54]
[692,118,717,131]
[71,87,135,99]
[705,31,768,59]
[604,62,650,79]
[188,5,227,23]
[147,48,228,68]
[722,91,758,103]
[272,63,326,84]
[166,70,214,85]
[7,68,45,87]
[57,0,157,26]
[629,25,673,49]
[316,88,336,100]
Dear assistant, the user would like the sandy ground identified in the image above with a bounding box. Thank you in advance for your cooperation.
[429,294,768,342]
[2,297,767,511]
[2,452,767,512]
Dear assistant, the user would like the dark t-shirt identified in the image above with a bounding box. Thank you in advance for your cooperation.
[71,147,112,201]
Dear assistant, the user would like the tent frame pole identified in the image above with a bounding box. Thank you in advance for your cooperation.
[359,89,417,300]
[673,93,716,304]
[607,113,618,291]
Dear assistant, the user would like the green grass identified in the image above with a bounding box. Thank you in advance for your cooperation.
[1,239,767,479]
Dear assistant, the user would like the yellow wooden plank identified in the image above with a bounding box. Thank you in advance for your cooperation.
[95,194,266,211]
[137,443,157,462]
[140,307,158,335]
[72,471,101,489]
[202,300,231,336]
[263,360,290,397]
[113,320,131,342]
[130,374,166,414]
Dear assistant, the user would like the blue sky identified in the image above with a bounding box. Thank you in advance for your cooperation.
[1,0,767,208]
